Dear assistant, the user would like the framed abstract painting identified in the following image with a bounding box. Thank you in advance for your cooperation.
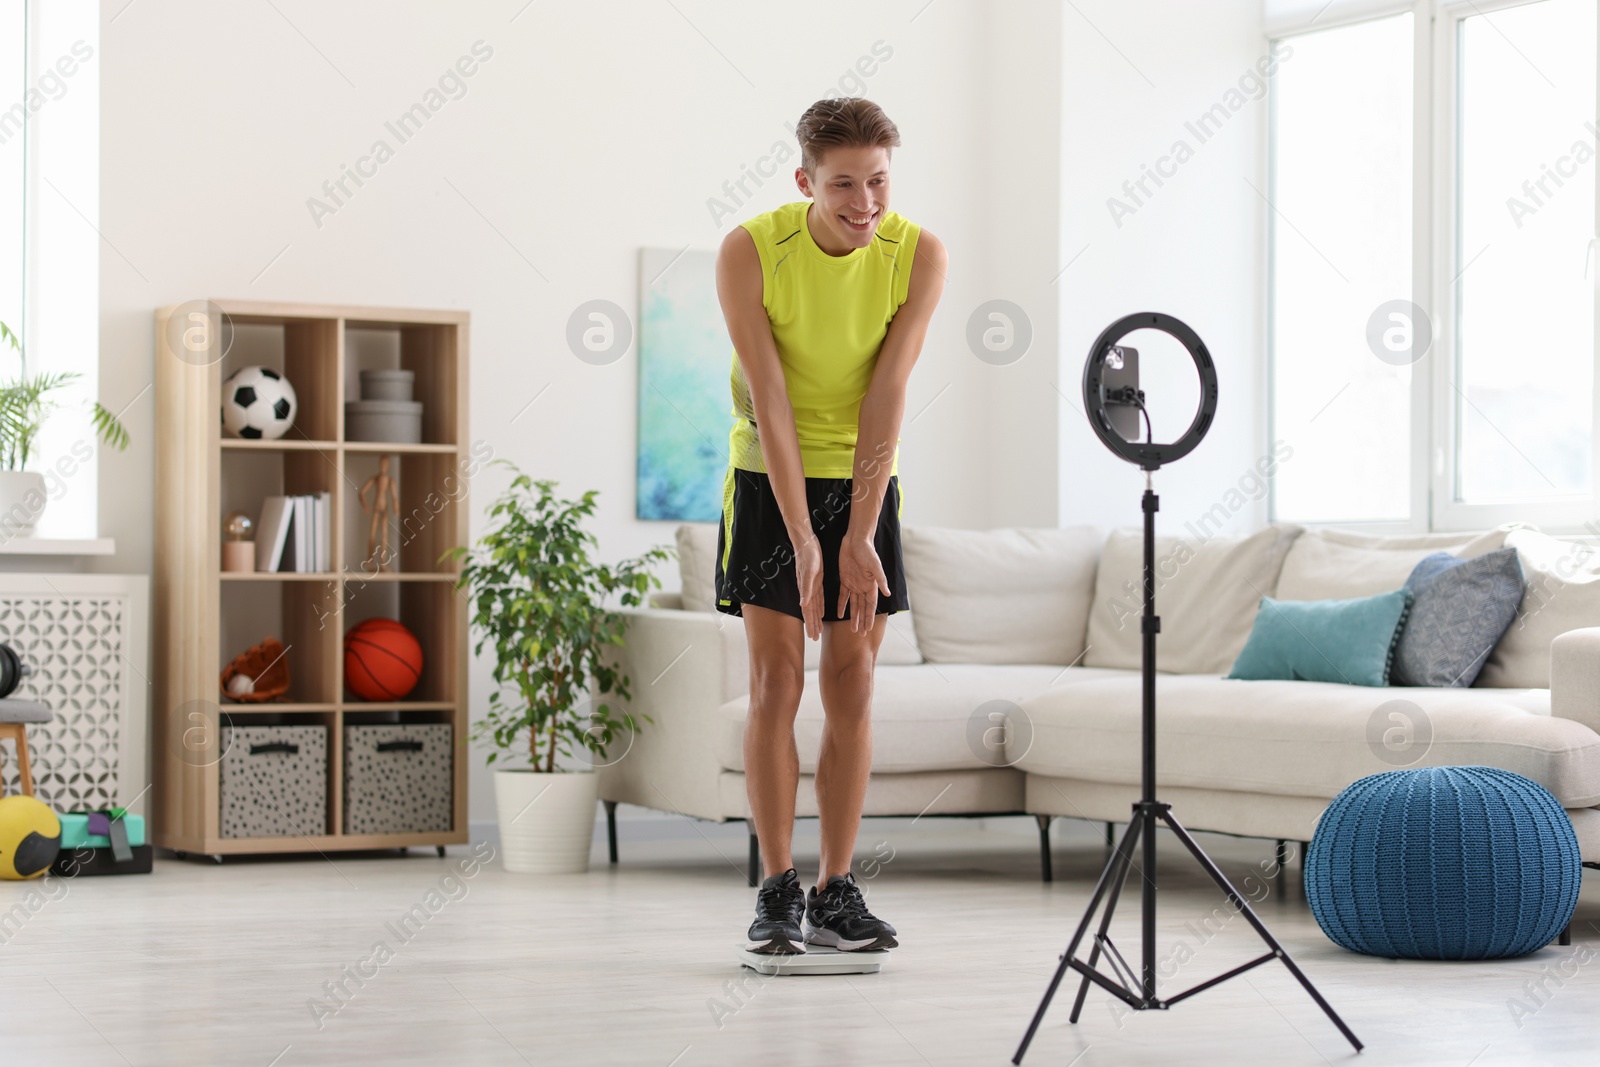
[637,247,729,522]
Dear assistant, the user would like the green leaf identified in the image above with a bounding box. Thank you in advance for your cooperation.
[90,402,130,452]
[445,459,673,767]
[0,344,130,470]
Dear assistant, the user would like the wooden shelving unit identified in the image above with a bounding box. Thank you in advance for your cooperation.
[152,299,471,857]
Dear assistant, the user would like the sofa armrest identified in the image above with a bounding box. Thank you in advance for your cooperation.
[595,606,749,821]
[648,591,684,610]
[1550,628,1600,735]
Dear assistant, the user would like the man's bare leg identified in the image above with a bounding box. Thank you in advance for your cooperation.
[741,603,806,880]
[814,611,888,893]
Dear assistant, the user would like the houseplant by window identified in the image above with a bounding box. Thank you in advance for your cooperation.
[0,320,131,538]
[447,459,672,873]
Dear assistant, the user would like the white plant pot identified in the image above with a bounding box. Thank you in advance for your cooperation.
[0,471,47,537]
[494,768,599,874]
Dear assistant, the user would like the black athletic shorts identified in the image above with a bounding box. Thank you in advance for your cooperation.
[714,467,909,622]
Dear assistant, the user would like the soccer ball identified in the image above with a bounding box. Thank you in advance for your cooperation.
[222,365,297,440]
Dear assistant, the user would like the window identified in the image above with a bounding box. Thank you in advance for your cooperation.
[1269,12,1415,524]
[2,1,101,539]
[1451,0,1595,510]
[1,3,24,362]
[1268,0,1600,532]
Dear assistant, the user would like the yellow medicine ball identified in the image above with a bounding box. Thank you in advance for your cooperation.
[0,794,60,880]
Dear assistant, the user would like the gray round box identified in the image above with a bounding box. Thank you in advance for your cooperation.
[345,399,423,443]
[359,369,415,402]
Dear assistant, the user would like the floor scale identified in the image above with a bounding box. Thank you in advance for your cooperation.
[737,945,889,975]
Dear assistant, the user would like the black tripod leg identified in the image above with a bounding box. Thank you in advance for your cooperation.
[1013,816,1145,1064]
[1160,812,1363,1053]
[1068,815,1143,1023]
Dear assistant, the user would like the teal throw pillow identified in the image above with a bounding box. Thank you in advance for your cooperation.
[1226,587,1413,686]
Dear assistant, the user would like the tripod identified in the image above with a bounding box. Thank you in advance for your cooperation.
[1012,474,1363,1062]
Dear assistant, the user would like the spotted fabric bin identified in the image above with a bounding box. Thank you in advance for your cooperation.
[343,724,453,835]
[219,725,328,838]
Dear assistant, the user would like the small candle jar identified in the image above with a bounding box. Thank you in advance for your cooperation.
[222,510,255,572]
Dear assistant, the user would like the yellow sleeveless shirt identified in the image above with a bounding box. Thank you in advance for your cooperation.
[725,201,920,479]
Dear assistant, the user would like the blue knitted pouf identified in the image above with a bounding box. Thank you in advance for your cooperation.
[1305,766,1581,959]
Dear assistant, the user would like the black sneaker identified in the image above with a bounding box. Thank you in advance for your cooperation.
[747,867,807,954]
[804,872,898,951]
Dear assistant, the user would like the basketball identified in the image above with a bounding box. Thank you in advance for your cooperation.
[344,618,423,701]
[0,794,61,880]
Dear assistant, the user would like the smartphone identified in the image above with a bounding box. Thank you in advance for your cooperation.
[1102,345,1142,442]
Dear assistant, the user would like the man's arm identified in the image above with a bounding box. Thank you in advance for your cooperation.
[837,229,948,627]
[715,225,826,639]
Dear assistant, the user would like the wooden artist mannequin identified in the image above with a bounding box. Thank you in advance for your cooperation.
[359,455,401,572]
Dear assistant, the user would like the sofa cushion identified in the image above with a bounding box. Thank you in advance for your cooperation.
[675,523,721,613]
[901,525,1100,664]
[712,663,1136,774]
[1479,529,1600,689]
[714,609,923,680]
[1391,548,1524,687]
[1274,526,1515,601]
[675,522,922,667]
[1226,588,1413,686]
[1011,674,1600,808]
[1082,523,1303,675]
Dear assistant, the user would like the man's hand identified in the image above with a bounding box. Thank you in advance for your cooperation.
[836,536,890,634]
[793,532,825,641]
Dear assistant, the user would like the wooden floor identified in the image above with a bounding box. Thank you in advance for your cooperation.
[3,817,1597,1066]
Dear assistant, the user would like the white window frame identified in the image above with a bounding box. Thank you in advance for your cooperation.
[1431,0,1600,533]
[1266,0,1600,536]
[6,0,101,541]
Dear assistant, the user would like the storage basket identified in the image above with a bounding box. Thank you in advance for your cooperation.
[343,723,452,834]
[219,724,327,837]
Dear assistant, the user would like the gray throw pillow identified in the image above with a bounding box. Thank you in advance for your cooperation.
[1390,548,1524,687]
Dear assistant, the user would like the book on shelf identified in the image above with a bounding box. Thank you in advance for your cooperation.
[317,491,331,573]
[256,496,293,572]
[292,496,308,572]
[255,493,332,573]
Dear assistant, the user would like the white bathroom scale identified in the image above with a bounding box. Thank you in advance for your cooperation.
[737,944,889,975]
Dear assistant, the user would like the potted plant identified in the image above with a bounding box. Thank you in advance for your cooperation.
[446,459,673,874]
[0,320,131,535]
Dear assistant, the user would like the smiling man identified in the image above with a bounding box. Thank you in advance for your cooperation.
[713,97,947,955]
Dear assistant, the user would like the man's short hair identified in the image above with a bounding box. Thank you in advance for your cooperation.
[795,97,901,174]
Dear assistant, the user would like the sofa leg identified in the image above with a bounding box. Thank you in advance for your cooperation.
[1036,815,1053,883]
[603,800,618,865]
[748,829,760,888]
[1105,822,1114,849]
[1275,839,1288,874]
[1560,921,1572,946]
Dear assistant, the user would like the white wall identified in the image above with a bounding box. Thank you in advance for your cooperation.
[95,0,1267,833]
[1057,0,1273,542]
[979,1,1065,528]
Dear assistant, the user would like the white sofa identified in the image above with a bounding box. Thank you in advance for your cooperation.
[596,519,1600,890]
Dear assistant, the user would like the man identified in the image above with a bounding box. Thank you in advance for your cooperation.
[713,96,947,954]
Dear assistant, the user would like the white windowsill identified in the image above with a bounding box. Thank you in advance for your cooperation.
[0,537,115,556]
